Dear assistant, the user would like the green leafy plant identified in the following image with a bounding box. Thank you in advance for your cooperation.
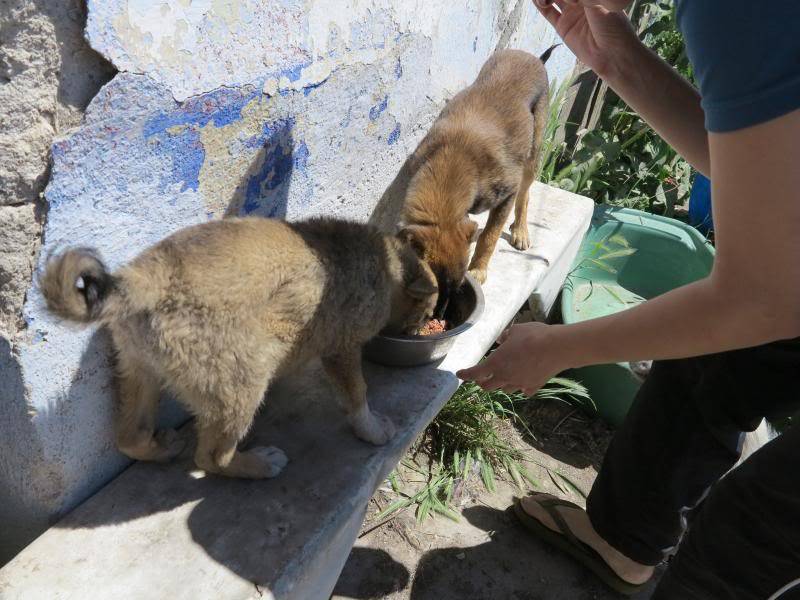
[539,75,574,184]
[374,378,593,523]
[542,0,696,215]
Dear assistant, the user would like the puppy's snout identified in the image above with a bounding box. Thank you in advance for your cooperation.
[434,298,449,320]
[434,277,461,319]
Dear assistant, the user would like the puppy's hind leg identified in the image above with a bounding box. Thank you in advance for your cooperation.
[511,90,548,251]
[193,382,287,479]
[323,350,396,445]
[114,352,184,462]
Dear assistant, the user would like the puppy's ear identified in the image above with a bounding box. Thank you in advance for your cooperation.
[397,224,433,255]
[406,272,438,299]
[404,255,438,300]
[464,218,479,243]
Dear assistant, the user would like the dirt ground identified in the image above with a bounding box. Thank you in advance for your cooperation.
[332,400,663,600]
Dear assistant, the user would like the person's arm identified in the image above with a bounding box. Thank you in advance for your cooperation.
[458,108,800,393]
[536,1,710,176]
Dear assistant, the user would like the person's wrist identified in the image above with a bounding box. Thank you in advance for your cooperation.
[537,323,577,373]
[594,33,649,83]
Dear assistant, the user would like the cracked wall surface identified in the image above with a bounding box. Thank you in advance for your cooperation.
[0,0,575,565]
[0,0,115,337]
[0,0,116,563]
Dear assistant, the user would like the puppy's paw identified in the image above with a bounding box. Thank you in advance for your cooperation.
[351,407,396,446]
[247,446,289,478]
[468,268,488,284]
[119,428,185,463]
[153,428,186,461]
[510,223,531,251]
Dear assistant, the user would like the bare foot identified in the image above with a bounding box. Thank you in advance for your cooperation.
[520,493,654,585]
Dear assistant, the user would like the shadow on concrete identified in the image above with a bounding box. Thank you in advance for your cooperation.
[0,338,49,566]
[1,330,169,566]
[409,505,659,600]
[332,547,411,599]
[1,0,116,565]
[224,119,295,220]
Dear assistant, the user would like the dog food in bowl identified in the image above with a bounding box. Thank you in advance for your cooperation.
[418,319,448,335]
[363,273,484,367]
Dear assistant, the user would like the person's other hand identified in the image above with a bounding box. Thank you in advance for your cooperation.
[533,0,640,78]
[456,322,563,396]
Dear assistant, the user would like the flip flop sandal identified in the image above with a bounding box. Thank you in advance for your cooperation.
[513,494,647,596]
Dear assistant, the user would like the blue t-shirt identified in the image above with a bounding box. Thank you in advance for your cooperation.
[675,0,800,132]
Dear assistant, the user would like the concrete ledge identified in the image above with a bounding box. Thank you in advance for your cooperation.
[0,184,593,600]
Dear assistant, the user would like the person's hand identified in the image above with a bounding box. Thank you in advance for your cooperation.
[456,322,565,396]
[533,0,640,79]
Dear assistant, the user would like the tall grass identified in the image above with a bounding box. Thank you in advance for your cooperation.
[375,378,593,523]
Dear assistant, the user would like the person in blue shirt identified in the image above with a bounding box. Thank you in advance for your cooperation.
[458,1,800,597]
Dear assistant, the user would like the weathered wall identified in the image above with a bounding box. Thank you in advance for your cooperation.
[0,0,575,564]
[0,0,115,336]
[0,0,115,563]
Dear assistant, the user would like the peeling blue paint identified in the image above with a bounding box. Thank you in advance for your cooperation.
[280,59,313,83]
[143,86,262,192]
[369,95,389,121]
[387,123,401,145]
[242,118,296,216]
[244,133,266,149]
[147,127,205,192]
[394,59,403,79]
[143,87,258,136]
[473,36,478,52]
[302,76,329,96]
[294,141,310,169]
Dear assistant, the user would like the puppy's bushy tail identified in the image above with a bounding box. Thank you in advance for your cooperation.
[539,43,561,64]
[40,247,116,323]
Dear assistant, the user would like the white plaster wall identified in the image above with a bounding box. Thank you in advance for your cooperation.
[0,0,575,564]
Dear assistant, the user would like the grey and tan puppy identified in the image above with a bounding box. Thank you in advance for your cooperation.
[41,217,438,479]
[400,47,555,313]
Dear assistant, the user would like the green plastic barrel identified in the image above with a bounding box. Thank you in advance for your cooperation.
[561,205,715,426]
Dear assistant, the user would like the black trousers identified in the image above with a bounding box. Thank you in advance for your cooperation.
[586,338,800,600]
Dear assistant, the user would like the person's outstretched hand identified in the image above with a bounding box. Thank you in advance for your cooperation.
[456,322,563,396]
[533,0,639,78]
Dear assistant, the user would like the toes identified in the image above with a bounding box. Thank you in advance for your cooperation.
[351,409,396,446]
[375,412,397,444]
[119,429,185,463]
[249,446,289,478]
[154,428,186,460]
[511,229,531,251]
[468,268,488,284]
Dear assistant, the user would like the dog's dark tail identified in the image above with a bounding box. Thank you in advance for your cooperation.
[40,247,116,323]
[539,43,560,64]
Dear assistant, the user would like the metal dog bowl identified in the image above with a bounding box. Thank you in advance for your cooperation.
[364,273,485,367]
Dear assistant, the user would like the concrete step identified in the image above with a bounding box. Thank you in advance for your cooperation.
[0,183,593,600]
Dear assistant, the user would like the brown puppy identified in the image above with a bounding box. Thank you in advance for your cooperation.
[399,47,554,311]
[40,217,438,479]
